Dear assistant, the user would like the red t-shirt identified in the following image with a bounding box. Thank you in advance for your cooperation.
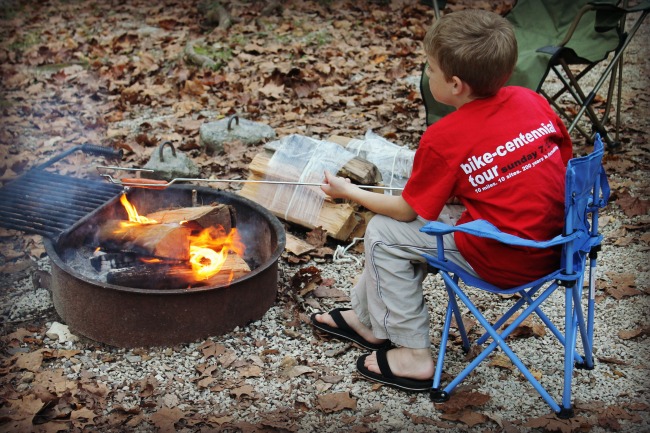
[403,86,573,288]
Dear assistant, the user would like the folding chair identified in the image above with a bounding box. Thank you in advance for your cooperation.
[420,0,650,149]
[420,134,610,418]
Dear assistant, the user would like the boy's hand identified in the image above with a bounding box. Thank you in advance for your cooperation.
[321,170,417,222]
[321,170,356,199]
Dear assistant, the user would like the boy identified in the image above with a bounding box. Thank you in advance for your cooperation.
[311,9,573,391]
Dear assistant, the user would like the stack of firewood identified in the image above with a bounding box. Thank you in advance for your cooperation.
[238,135,386,241]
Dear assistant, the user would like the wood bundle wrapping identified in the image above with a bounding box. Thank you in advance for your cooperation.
[238,135,383,241]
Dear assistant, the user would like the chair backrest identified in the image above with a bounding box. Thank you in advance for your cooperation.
[562,134,610,275]
[506,0,622,91]
[420,0,624,126]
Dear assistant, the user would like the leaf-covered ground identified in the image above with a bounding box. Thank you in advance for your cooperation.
[0,1,648,432]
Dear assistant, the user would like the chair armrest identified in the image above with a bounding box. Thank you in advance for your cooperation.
[420,220,583,249]
[556,2,634,47]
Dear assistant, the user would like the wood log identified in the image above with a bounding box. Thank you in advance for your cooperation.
[90,252,137,272]
[261,142,382,185]
[238,173,362,241]
[106,254,251,289]
[96,221,192,261]
[145,204,236,233]
[328,134,414,186]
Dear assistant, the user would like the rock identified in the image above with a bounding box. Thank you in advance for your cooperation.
[46,322,79,343]
[199,115,276,154]
[143,141,200,180]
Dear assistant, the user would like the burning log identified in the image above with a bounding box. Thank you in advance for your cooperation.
[96,203,237,260]
[90,251,137,271]
[106,254,251,289]
[96,221,192,261]
[145,204,236,233]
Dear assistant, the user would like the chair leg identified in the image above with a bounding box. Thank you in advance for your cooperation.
[431,279,470,402]
[559,285,578,418]
[431,300,454,402]
[475,285,542,345]
[449,276,470,352]
[576,264,596,370]
[438,272,566,412]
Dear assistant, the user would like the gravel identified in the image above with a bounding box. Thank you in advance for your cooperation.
[1,236,648,432]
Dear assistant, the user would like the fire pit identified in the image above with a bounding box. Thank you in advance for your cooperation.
[44,185,285,347]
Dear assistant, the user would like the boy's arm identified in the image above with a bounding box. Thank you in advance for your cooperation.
[321,171,418,222]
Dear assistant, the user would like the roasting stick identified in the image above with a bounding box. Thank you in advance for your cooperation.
[96,166,404,191]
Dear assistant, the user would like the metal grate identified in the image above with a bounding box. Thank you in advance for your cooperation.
[0,145,123,238]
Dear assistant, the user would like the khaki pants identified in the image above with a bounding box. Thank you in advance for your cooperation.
[352,206,478,349]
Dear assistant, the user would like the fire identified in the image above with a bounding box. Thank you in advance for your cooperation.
[188,226,245,281]
[117,193,245,283]
[120,194,158,225]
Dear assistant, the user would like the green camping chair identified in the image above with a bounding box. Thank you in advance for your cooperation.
[420,0,650,149]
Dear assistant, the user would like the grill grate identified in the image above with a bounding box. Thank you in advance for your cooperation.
[0,145,123,238]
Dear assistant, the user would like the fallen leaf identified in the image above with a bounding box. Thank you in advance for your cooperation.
[440,409,489,427]
[524,413,589,433]
[435,389,491,414]
[488,353,514,370]
[149,407,184,433]
[284,365,315,378]
[14,349,45,372]
[615,190,650,218]
[230,384,255,399]
[238,364,262,378]
[3,328,34,343]
[618,326,650,340]
[317,392,357,413]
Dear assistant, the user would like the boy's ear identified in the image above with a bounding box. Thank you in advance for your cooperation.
[450,76,470,96]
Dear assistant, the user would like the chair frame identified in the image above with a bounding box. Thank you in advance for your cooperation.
[538,1,649,149]
[420,135,610,418]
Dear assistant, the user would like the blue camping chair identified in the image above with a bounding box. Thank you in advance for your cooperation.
[420,134,610,418]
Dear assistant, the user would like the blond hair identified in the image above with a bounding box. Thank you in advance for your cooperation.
[423,9,517,98]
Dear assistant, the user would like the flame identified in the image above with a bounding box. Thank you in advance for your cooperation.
[188,226,245,280]
[120,194,158,224]
[115,194,245,283]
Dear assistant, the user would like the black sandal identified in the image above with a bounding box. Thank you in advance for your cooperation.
[310,308,391,351]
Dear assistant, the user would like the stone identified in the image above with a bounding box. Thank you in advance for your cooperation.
[143,141,200,180]
[46,322,79,343]
[199,115,276,154]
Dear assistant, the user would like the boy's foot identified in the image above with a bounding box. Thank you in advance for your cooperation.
[310,308,391,351]
[357,347,434,392]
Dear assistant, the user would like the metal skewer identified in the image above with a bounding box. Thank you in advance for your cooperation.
[96,166,404,191]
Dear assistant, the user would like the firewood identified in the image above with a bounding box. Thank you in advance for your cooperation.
[96,221,192,261]
[145,204,236,233]
[238,173,362,241]
[238,136,381,241]
[255,144,382,185]
[106,254,251,289]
